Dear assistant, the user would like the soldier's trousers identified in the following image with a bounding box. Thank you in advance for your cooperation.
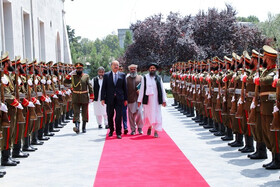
[231,116,242,134]
[73,103,89,123]
[261,114,280,153]
[1,106,17,150]
[242,110,251,136]
[250,110,263,142]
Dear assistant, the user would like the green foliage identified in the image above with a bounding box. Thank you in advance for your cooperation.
[67,25,124,78]
[258,13,280,48]
[124,31,133,50]
[237,15,260,23]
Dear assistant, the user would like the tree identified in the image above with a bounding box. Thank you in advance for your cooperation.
[237,15,260,23]
[124,31,133,50]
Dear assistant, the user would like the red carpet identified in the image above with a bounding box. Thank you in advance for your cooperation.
[94,127,209,187]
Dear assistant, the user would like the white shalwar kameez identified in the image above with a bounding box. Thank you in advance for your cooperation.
[137,74,167,131]
[92,78,108,127]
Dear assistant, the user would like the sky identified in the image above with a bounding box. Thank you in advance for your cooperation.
[64,0,280,41]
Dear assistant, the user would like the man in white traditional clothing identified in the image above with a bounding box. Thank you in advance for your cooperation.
[137,62,167,138]
[92,67,108,129]
[126,64,144,135]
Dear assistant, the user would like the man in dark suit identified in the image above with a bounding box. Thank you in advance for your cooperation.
[101,60,128,139]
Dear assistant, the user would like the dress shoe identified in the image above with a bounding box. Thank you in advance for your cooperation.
[147,128,152,135]
[73,122,80,134]
[249,142,267,159]
[117,135,122,139]
[124,129,128,135]
[98,125,102,129]
[31,139,44,145]
[0,171,6,178]
[130,131,136,135]
[1,158,17,166]
[44,132,54,136]
[154,131,159,138]
[221,135,233,141]
[10,158,20,164]
[214,131,225,136]
[108,132,113,137]
[38,136,50,141]
[105,125,109,129]
[138,128,143,135]
[230,141,244,147]
[241,147,254,153]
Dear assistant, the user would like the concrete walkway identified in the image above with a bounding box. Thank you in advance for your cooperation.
[1,99,280,187]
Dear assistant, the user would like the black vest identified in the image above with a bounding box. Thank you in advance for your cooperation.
[93,77,100,101]
[142,75,163,105]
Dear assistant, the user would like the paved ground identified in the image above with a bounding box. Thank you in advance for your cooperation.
[1,99,280,187]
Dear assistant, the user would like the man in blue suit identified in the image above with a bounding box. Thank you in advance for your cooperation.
[101,60,128,139]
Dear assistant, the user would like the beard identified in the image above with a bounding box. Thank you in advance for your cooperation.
[19,68,25,74]
[130,72,137,78]
[149,71,156,76]
[77,70,83,75]
[98,75,103,79]
[8,65,14,72]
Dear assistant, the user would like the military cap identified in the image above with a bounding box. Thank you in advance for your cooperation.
[75,62,84,68]
[251,49,263,58]
[243,51,251,63]
[0,52,9,63]
[263,45,278,58]
[11,56,21,65]
[52,62,59,67]
[232,52,241,61]
[47,61,53,66]
[224,56,232,63]
[21,59,28,67]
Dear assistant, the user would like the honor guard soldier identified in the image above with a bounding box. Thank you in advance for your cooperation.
[64,62,94,133]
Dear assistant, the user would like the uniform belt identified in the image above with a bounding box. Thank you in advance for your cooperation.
[19,93,26,99]
[259,92,276,101]
[73,90,88,94]
[196,85,200,88]
[37,92,43,97]
[213,88,219,92]
[204,88,209,92]
[228,88,235,93]
[259,92,276,97]
[221,90,225,94]
[235,89,244,95]
[247,92,255,97]
[46,91,53,95]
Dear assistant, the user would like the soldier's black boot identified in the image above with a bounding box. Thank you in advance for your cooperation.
[187,107,195,117]
[66,112,73,120]
[12,140,29,158]
[249,142,267,159]
[203,118,213,129]
[221,127,233,141]
[62,114,70,123]
[38,128,50,140]
[69,109,73,117]
[82,121,87,133]
[44,123,55,136]
[59,117,67,127]
[31,131,44,145]
[228,133,237,146]
[49,122,60,132]
[0,171,6,178]
[184,106,190,115]
[240,135,254,153]
[55,119,63,128]
[179,105,185,113]
[230,133,244,147]
[263,153,274,168]
[209,122,219,133]
[73,122,80,134]
[1,149,17,166]
[194,114,203,123]
[199,117,208,126]
[172,99,177,106]
[265,153,280,170]
[214,123,225,136]
[175,103,181,109]
[22,136,37,152]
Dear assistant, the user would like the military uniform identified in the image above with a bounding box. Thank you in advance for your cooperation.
[64,62,93,133]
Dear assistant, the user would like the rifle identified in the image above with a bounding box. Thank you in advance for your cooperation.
[26,60,37,120]
[33,61,43,117]
[14,56,25,123]
[221,58,228,115]
[230,53,238,116]
[50,64,60,108]
[0,51,10,127]
[206,59,213,109]
[271,47,280,131]
[236,52,247,118]
[247,50,261,125]
[40,62,52,114]
[215,59,222,111]
[192,61,197,103]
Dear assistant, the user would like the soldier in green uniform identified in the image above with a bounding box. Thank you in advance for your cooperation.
[258,45,280,169]
[64,63,94,134]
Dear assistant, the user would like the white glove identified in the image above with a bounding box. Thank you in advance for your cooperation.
[231,96,235,102]
[46,97,52,103]
[17,78,22,85]
[217,94,220,99]
[273,106,279,113]
[34,79,39,85]
[58,91,62,95]
[59,75,62,80]
[41,79,46,84]
[52,94,58,99]
[36,100,41,105]
[47,80,52,85]
[66,90,70,95]
[250,102,256,109]
[62,92,65,96]
[0,103,8,113]
[16,103,23,110]
[1,76,8,85]
[28,79,33,86]
[28,101,35,108]
[69,70,76,76]
[52,77,57,83]
[237,98,243,105]
[223,96,226,103]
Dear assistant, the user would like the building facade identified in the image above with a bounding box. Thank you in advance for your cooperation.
[0,0,71,63]
[118,28,132,49]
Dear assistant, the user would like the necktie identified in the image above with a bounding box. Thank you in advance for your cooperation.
[114,73,117,85]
